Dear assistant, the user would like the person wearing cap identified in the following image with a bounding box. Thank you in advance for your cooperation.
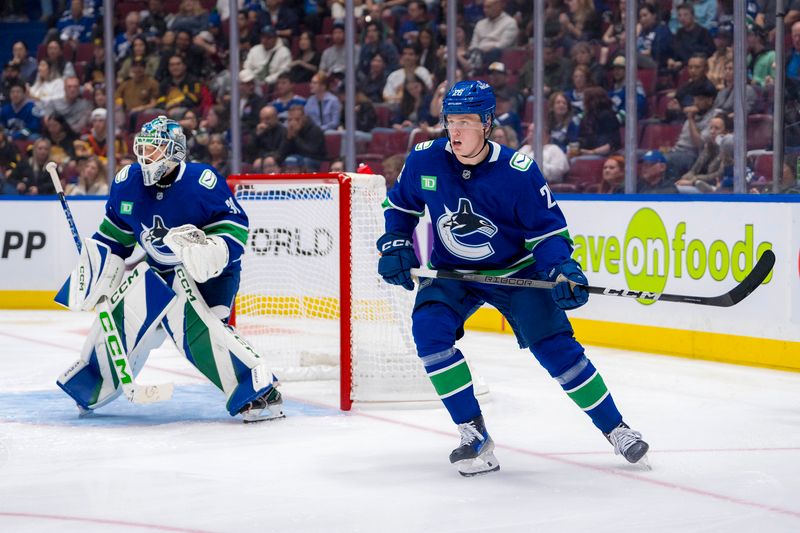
[320,21,357,77]
[638,150,677,194]
[607,56,647,120]
[81,108,126,164]
[115,56,160,119]
[668,2,715,72]
[243,24,291,86]
[666,78,718,178]
[238,69,266,132]
[487,62,522,114]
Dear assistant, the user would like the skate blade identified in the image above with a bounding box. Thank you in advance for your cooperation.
[242,408,286,423]
[455,452,500,477]
[636,454,652,471]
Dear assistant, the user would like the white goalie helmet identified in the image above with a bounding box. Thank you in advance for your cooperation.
[133,115,187,186]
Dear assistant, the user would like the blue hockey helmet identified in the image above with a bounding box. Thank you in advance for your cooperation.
[441,80,496,126]
[133,115,187,186]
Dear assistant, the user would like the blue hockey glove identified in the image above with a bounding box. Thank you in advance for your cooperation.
[549,259,589,310]
[377,232,420,291]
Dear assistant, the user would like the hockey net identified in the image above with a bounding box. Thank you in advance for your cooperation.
[228,173,435,410]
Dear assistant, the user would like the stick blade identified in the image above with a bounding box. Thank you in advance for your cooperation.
[129,383,174,404]
[713,249,776,307]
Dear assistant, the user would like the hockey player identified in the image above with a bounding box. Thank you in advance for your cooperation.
[377,81,649,476]
[55,116,283,422]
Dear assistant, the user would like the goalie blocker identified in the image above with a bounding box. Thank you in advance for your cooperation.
[55,246,281,420]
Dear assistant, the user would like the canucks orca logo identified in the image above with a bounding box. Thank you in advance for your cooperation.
[140,215,180,265]
[436,198,498,260]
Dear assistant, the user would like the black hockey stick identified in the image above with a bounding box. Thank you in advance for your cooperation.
[410,249,775,307]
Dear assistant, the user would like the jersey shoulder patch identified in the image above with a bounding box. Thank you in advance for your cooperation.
[509,151,533,172]
[414,140,434,151]
[198,168,217,189]
[114,164,131,184]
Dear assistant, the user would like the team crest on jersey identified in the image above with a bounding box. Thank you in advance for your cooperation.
[140,215,180,265]
[436,198,497,261]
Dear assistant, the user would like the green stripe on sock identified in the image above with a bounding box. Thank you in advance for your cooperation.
[428,360,472,398]
[566,372,609,411]
[184,302,223,390]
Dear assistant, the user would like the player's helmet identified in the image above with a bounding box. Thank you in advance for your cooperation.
[133,115,187,186]
[441,80,496,127]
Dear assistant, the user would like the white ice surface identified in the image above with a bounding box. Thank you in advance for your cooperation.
[0,310,799,533]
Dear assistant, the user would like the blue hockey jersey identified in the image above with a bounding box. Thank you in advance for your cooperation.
[384,138,572,276]
[93,161,248,274]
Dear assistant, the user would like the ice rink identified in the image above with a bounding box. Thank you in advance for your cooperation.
[0,310,799,533]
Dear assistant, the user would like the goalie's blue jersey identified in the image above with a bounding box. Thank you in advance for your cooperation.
[384,138,571,275]
[92,161,248,274]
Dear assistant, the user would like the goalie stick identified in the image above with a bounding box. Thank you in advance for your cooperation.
[410,249,775,307]
[46,162,174,404]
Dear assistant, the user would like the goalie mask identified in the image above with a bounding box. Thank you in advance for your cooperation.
[133,116,187,186]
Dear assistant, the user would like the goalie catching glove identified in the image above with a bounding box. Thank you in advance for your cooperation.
[56,238,125,311]
[164,224,229,283]
[377,232,420,291]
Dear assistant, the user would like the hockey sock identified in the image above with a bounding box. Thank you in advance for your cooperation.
[556,356,622,433]
[420,347,481,424]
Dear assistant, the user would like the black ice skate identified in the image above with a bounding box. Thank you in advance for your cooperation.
[449,415,500,477]
[240,387,285,423]
[605,422,649,464]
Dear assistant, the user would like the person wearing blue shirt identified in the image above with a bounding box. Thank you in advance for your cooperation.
[0,82,42,140]
[607,56,648,120]
[377,80,650,477]
[57,0,96,43]
[788,21,800,81]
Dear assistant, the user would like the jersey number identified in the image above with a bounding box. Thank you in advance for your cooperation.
[539,184,557,209]
[225,198,241,215]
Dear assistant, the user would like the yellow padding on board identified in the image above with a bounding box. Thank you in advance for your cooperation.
[0,291,62,310]
[465,308,800,372]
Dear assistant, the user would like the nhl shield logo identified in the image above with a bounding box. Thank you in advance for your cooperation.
[462,169,471,180]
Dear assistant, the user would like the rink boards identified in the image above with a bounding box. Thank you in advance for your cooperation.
[1,194,799,371]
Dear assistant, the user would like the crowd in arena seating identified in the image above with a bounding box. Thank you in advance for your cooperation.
[0,0,799,195]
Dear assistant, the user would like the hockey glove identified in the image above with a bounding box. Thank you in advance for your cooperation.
[377,232,420,291]
[164,224,229,284]
[549,259,589,310]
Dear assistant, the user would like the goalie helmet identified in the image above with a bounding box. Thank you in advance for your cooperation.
[133,115,187,186]
[441,80,496,127]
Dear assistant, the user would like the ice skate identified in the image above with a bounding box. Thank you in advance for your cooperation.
[605,422,649,464]
[240,387,285,423]
[449,415,500,477]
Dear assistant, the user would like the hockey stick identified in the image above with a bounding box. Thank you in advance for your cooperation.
[410,249,775,307]
[46,162,173,404]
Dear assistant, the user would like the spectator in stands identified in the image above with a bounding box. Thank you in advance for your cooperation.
[289,31,321,83]
[495,94,523,140]
[666,79,718,178]
[708,23,733,89]
[566,64,594,112]
[82,38,106,90]
[693,134,736,192]
[490,124,519,150]
[518,123,570,183]
[157,29,206,81]
[91,84,108,110]
[157,54,204,111]
[43,113,77,164]
[600,0,627,66]
[248,104,286,165]
[399,0,435,45]
[637,3,673,72]
[271,73,307,123]
[198,104,231,147]
[598,155,625,193]
[81,108,125,164]
[575,86,620,157]
[277,105,326,171]
[519,39,571,98]
[607,56,648,120]
[469,0,519,73]
[336,87,378,133]
[359,21,400,76]
[114,10,142,60]
[435,25,472,79]
[547,90,580,153]
[264,0,299,41]
[65,155,107,195]
[237,69,265,132]
[305,72,341,132]
[0,82,42,140]
[675,114,731,190]
[487,62,522,114]
[244,25,292,86]
[9,41,37,85]
[117,37,160,83]
[320,21,355,77]
[788,21,800,82]
[168,0,210,36]
[141,0,169,45]
[747,24,775,87]
[714,58,757,117]
[668,2,715,72]
[570,42,606,88]
[202,133,232,177]
[115,56,159,131]
[666,54,711,118]
[45,38,75,79]
[257,155,282,173]
[43,76,91,134]
[0,128,22,194]
[669,0,717,32]
[638,150,678,193]
[559,0,601,51]
[29,60,65,106]
[236,9,261,52]
[1,63,22,106]
[329,158,345,172]
[381,153,406,190]
[383,43,433,105]
[358,53,389,105]
[416,28,442,80]
[57,0,95,44]
[7,138,56,195]
[390,74,434,128]
[777,161,800,194]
